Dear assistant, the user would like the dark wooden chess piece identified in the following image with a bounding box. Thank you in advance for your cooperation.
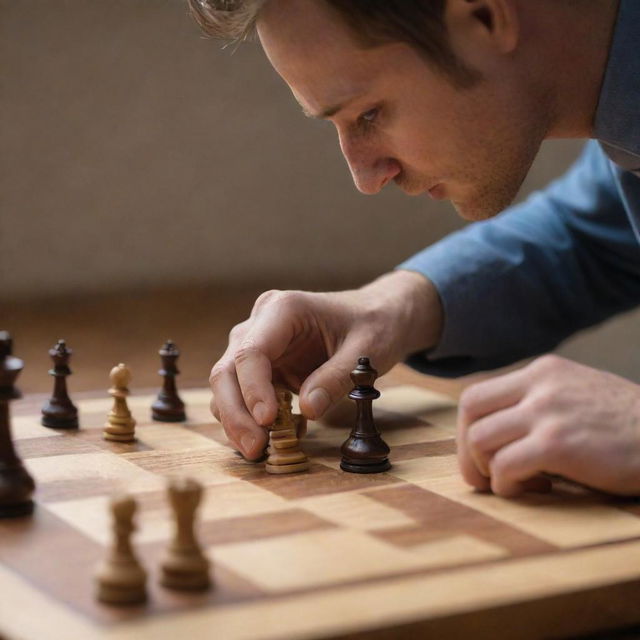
[41,339,79,429]
[151,340,186,422]
[0,332,36,517]
[340,357,391,474]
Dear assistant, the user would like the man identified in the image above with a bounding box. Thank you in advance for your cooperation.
[189,0,640,497]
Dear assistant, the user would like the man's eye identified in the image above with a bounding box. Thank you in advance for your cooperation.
[359,108,378,124]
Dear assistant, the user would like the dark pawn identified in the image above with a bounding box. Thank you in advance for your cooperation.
[0,332,36,517]
[340,357,391,474]
[41,339,79,429]
[151,340,186,422]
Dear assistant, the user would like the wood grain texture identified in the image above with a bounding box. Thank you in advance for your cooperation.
[2,382,640,640]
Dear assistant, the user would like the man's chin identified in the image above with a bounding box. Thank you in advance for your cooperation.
[451,189,518,222]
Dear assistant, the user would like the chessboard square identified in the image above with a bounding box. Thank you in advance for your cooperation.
[134,423,227,452]
[27,451,165,502]
[122,448,237,487]
[382,420,454,447]
[12,414,65,440]
[294,492,416,531]
[212,528,437,592]
[425,474,640,548]
[375,385,456,415]
[180,388,221,423]
[45,495,120,545]
[388,455,458,485]
[407,534,508,568]
[199,481,291,521]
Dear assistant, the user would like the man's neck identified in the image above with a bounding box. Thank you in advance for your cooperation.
[535,0,621,139]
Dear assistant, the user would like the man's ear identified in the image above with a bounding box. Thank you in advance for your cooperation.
[445,0,519,55]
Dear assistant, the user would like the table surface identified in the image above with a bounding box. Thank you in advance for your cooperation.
[2,370,640,640]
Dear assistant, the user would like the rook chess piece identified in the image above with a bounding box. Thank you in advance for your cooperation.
[160,478,211,590]
[41,339,79,429]
[94,494,147,605]
[103,364,136,442]
[151,340,186,422]
[340,357,391,474]
[0,332,36,517]
[265,387,309,474]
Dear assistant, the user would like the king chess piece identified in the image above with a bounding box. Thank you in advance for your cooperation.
[41,339,79,429]
[340,357,391,474]
[0,332,36,517]
[160,478,211,590]
[103,364,136,442]
[151,340,186,422]
[94,494,147,605]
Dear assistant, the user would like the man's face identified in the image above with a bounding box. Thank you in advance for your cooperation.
[258,0,550,221]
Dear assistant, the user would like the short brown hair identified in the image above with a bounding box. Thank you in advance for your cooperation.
[187,0,478,86]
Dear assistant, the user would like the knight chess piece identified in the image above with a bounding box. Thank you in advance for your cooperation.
[0,332,36,517]
[340,357,391,474]
[160,478,211,591]
[103,364,136,442]
[151,340,186,422]
[94,494,147,605]
[265,387,309,474]
[41,339,79,429]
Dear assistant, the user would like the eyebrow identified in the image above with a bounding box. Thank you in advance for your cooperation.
[301,94,363,120]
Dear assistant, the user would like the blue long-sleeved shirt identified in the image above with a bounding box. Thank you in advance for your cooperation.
[399,0,640,377]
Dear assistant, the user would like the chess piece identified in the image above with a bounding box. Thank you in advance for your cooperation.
[160,478,211,590]
[151,340,186,422]
[265,387,309,474]
[41,339,79,429]
[0,332,36,517]
[340,357,391,474]
[95,494,147,605]
[103,364,136,442]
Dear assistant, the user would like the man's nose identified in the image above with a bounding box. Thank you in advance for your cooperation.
[339,136,401,195]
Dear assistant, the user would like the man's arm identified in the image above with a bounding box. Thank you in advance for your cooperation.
[399,141,640,377]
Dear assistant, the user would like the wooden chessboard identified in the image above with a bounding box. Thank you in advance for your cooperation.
[3,376,640,640]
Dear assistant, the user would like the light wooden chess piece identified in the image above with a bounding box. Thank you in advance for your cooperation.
[265,387,309,474]
[94,494,147,605]
[103,364,136,442]
[160,478,211,591]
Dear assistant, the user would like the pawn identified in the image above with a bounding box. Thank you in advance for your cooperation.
[151,340,186,422]
[94,494,147,605]
[160,478,211,591]
[41,339,79,429]
[103,364,136,442]
[265,387,309,475]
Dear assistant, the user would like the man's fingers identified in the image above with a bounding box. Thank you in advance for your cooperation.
[489,434,550,497]
[298,339,373,420]
[458,367,530,427]
[234,302,303,426]
[209,359,268,460]
[465,406,530,476]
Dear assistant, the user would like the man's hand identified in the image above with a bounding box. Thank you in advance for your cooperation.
[210,270,442,460]
[457,355,640,497]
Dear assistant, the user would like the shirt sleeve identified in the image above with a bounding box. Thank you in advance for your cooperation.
[398,141,640,377]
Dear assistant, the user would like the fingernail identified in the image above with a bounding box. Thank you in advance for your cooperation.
[308,388,330,418]
[253,401,267,425]
[241,433,256,456]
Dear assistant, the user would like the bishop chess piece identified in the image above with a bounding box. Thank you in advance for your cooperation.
[160,478,211,591]
[41,339,79,429]
[340,357,391,474]
[94,494,147,605]
[0,332,36,517]
[103,364,136,442]
[265,387,309,474]
[151,340,186,422]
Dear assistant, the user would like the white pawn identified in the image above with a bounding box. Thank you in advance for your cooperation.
[160,478,211,591]
[103,364,136,442]
[94,494,147,605]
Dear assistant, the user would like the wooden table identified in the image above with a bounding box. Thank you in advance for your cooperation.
[2,368,640,639]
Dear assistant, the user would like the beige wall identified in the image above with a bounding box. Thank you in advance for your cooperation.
[2,0,638,379]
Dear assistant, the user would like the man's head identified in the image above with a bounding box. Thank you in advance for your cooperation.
[188,0,602,220]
